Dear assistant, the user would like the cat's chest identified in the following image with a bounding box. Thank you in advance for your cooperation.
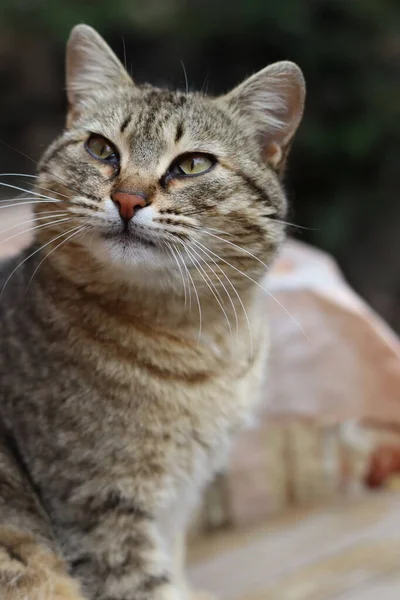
[35,372,246,533]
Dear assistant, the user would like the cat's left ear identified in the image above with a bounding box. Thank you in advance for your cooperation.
[223,61,305,172]
[66,24,133,127]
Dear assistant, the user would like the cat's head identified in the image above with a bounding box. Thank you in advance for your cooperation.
[37,24,305,291]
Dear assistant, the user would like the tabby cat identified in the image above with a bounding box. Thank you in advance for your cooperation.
[0,24,305,600]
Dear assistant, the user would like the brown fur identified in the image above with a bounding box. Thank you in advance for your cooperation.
[0,24,305,599]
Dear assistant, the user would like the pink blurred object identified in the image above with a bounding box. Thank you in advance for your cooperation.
[266,239,400,424]
[223,240,400,527]
[0,206,32,257]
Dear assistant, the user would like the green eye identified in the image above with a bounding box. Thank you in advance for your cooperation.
[86,134,119,165]
[172,154,215,177]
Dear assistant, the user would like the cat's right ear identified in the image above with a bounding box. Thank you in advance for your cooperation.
[221,61,305,173]
[66,24,133,127]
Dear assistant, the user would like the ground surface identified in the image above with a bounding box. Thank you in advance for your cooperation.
[188,492,400,599]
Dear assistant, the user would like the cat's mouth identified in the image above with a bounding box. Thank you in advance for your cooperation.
[101,226,158,249]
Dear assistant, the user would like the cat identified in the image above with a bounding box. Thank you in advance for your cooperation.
[0,24,305,600]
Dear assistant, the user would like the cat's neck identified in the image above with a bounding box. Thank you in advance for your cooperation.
[37,242,261,340]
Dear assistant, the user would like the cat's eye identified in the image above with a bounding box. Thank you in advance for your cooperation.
[85,134,119,165]
[169,154,215,177]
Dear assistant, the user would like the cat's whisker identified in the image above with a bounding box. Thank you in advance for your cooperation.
[265,216,316,231]
[0,200,61,210]
[183,242,224,309]
[0,182,64,204]
[180,60,189,95]
[27,225,88,289]
[121,35,128,72]
[33,210,71,217]
[34,184,73,202]
[0,141,90,199]
[38,168,91,201]
[0,217,73,249]
[202,226,232,237]
[39,176,85,203]
[0,174,73,201]
[70,198,102,211]
[200,72,210,94]
[0,212,70,238]
[186,262,202,342]
[174,245,193,311]
[186,242,239,337]
[190,242,240,330]
[191,239,254,356]
[180,242,233,339]
[179,206,214,218]
[200,230,272,272]
[165,242,188,307]
[194,239,310,343]
[0,173,38,179]
[0,197,59,205]
[0,224,84,299]
[169,242,201,342]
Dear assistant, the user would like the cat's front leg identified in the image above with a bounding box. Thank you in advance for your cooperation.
[70,501,184,600]
[0,429,86,600]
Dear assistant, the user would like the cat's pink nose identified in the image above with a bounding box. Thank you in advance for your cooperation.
[111,191,146,222]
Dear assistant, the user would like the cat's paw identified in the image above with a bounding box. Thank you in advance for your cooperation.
[0,528,85,600]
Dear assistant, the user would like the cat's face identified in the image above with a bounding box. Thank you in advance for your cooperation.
[36,25,305,290]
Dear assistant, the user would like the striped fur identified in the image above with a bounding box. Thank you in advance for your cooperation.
[0,24,305,600]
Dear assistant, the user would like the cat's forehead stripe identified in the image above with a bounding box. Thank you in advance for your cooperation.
[120,114,132,133]
[175,122,184,144]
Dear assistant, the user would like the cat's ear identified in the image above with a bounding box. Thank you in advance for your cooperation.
[223,61,305,172]
[66,24,133,126]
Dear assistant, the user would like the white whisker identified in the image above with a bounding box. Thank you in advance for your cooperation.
[0,212,69,237]
[267,217,316,231]
[0,173,38,179]
[194,239,310,343]
[186,265,202,341]
[34,184,72,202]
[202,226,233,236]
[181,242,233,338]
[0,197,59,205]
[192,240,254,355]
[0,143,85,199]
[201,230,271,272]
[188,242,239,335]
[0,224,85,299]
[0,181,62,203]
[0,217,72,249]
[191,239,254,356]
[175,245,193,311]
[166,242,188,307]
[27,225,88,289]
[173,246,201,341]
[0,174,72,201]
[0,200,61,210]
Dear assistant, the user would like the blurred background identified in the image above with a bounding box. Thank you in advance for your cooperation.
[1,0,399,330]
[1,2,400,598]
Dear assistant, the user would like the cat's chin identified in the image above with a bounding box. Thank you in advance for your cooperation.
[84,230,174,281]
